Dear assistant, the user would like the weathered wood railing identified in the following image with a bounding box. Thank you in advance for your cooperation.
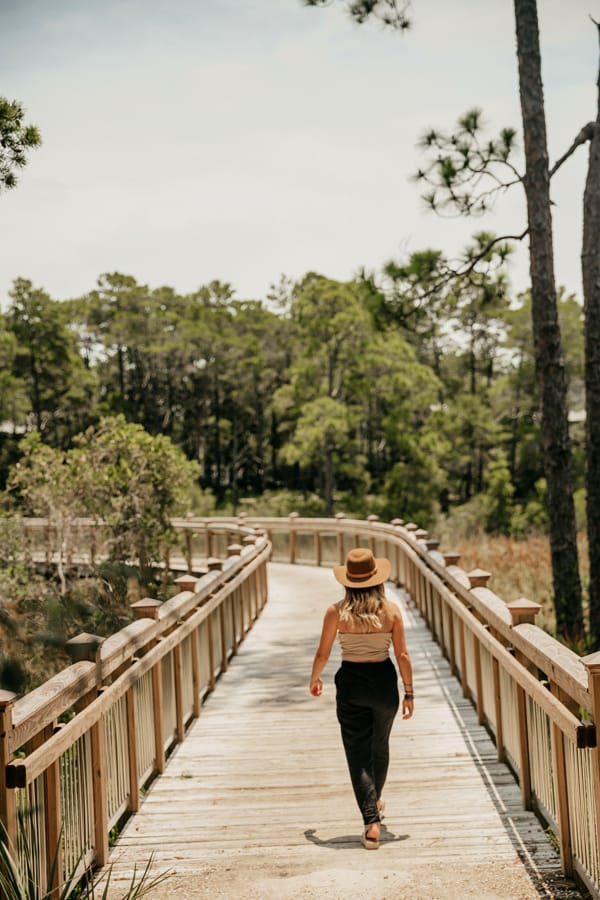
[3,513,600,897]
[0,524,269,894]
[188,512,600,896]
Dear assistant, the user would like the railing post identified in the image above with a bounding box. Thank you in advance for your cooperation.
[507,600,541,812]
[442,554,461,677]
[131,599,165,774]
[0,690,17,851]
[581,652,600,873]
[335,513,346,564]
[458,618,469,699]
[207,612,216,692]
[208,559,230,672]
[66,633,109,868]
[289,512,299,563]
[185,523,193,571]
[174,573,198,594]
[468,570,491,725]
[125,687,140,813]
[550,716,573,876]
[366,515,379,555]
[390,519,404,586]
[173,643,185,744]
[228,544,245,635]
[91,708,109,866]
[506,598,542,628]
[491,657,505,763]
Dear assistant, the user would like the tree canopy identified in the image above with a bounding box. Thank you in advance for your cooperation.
[0,97,41,192]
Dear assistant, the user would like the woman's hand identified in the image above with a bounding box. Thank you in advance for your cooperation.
[310,678,323,697]
[402,697,414,719]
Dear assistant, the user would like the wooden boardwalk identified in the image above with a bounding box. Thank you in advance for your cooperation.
[106,564,585,900]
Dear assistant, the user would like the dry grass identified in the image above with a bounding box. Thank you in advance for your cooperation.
[434,531,589,636]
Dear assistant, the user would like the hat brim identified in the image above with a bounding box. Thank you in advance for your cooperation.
[333,557,391,588]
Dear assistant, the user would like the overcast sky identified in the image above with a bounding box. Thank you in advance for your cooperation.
[0,0,597,306]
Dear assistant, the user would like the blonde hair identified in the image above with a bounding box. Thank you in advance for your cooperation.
[338,584,386,632]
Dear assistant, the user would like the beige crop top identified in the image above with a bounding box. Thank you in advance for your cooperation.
[338,631,392,663]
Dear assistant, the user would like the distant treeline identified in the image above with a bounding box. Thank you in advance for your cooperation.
[0,251,586,532]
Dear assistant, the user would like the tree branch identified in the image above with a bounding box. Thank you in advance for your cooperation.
[550,122,595,177]
[387,229,529,301]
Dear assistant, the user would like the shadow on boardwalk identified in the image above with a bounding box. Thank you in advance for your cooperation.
[105,563,587,900]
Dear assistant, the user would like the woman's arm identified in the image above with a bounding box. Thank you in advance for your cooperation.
[309,604,339,696]
[391,608,414,719]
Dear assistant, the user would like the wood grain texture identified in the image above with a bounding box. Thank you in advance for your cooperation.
[104,563,583,899]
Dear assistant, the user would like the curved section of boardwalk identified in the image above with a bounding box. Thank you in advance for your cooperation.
[106,564,583,899]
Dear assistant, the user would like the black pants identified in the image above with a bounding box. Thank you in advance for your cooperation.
[335,658,400,826]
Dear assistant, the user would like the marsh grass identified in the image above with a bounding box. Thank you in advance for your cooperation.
[433,526,589,638]
[0,810,170,900]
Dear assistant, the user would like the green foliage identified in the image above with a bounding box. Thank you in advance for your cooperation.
[0,97,41,192]
[0,809,169,899]
[482,453,514,534]
[72,416,201,580]
[8,416,200,587]
[0,259,586,549]
[4,279,95,445]
[415,107,521,216]
[510,479,548,538]
[238,489,326,518]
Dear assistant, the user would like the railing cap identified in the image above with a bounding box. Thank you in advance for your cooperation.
[65,633,106,661]
[468,568,491,588]
[367,514,379,522]
[390,518,404,527]
[207,557,224,571]
[174,574,198,591]
[425,538,440,551]
[0,689,17,709]
[227,543,243,556]
[335,512,346,519]
[581,651,600,675]
[506,598,541,625]
[130,598,162,620]
[443,551,461,566]
[288,511,300,520]
[405,522,419,531]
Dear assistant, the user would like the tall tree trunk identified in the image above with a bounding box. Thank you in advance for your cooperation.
[254,375,265,494]
[29,348,42,432]
[582,23,600,647]
[231,414,239,515]
[212,374,222,501]
[514,0,584,641]
[117,345,125,399]
[324,431,334,516]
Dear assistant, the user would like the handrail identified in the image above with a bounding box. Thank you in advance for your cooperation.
[0,526,270,894]
[180,512,600,896]
[5,513,600,898]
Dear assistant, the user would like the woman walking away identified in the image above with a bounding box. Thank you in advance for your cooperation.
[309,547,414,849]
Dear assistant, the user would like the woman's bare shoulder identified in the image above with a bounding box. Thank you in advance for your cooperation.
[383,599,403,624]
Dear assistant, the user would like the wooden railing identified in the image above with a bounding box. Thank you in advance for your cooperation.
[0,523,269,894]
[186,512,600,897]
[2,513,600,898]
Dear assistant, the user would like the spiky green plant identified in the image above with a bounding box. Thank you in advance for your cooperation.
[0,810,170,899]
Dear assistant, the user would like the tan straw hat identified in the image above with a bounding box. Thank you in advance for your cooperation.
[333,548,391,588]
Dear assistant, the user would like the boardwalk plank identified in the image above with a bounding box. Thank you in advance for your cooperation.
[105,563,585,900]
